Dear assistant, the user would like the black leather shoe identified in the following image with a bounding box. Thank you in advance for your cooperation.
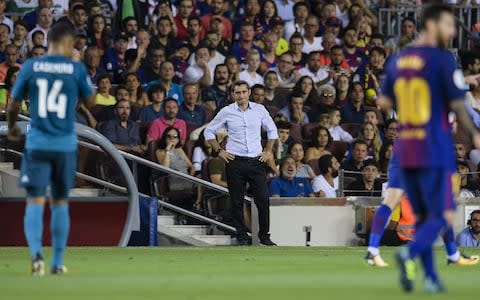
[260,238,277,246]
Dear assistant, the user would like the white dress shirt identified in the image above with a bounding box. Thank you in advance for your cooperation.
[329,126,353,142]
[204,102,279,157]
[302,37,323,54]
[239,70,264,87]
[298,67,329,84]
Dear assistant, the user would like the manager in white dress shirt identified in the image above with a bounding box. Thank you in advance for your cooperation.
[204,80,279,246]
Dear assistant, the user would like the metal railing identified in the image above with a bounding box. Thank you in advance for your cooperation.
[378,5,480,50]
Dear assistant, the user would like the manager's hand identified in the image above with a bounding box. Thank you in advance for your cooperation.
[219,149,235,163]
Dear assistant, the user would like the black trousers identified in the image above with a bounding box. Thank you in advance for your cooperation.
[380,229,408,246]
[225,156,270,240]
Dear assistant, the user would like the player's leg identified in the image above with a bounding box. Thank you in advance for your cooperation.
[366,187,403,267]
[442,174,479,265]
[49,151,76,274]
[21,150,51,276]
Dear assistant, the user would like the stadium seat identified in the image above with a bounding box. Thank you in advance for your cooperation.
[302,123,318,141]
[183,140,195,160]
[329,141,349,162]
[290,123,303,141]
[341,123,361,137]
[138,122,151,145]
[186,122,199,140]
[307,159,320,176]
[204,106,215,123]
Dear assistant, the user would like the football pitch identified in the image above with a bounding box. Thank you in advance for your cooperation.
[0,247,477,300]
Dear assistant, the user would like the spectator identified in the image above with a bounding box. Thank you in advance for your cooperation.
[369,33,384,49]
[210,16,232,56]
[29,45,46,58]
[312,154,340,198]
[202,63,230,111]
[457,159,480,197]
[273,120,293,160]
[178,83,206,127]
[263,70,284,108]
[328,107,353,142]
[0,0,12,35]
[340,82,367,124]
[299,51,329,87]
[456,210,480,247]
[324,17,342,43]
[342,26,367,70]
[0,23,10,59]
[239,49,264,87]
[293,75,317,105]
[289,33,307,70]
[231,23,263,66]
[70,4,88,33]
[155,126,195,195]
[269,156,315,197]
[278,92,309,126]
[73,29,87,59]
[307,84,335,122]
[269,17,289,56]
[0,44,20,83]
[182,16,203,52]
[288,141,316,179]
[124,72,148,107]
[1,66,22,112]
[151,17,175,58]
[363,110,379,128]
[335,74,350,106]
[27,8,53,47]
[143,47,167,82]
[11,20,29,63]
[385,17,417,55]
[225,55,241,83]
[357,121,382,161]
[259,0,279,33]
[353,46,386,100]
[139,84,166,122]
[271,52,300,88]
[234,0,263,40]
[317,2,336,35]
[383,119,398,143]
[302,15,322,54]
[184,44,213,87]
[99,99,146,155]
[251,84,266,105]
[192,129,214,174]
[120,17,139,49]
[147,98,187,145]
[174,0,196,41]
[202,31,226,67]
[22,0,52,31]
[461,50,480,77]
[456,142,468,159]
[319,33,338,66]
[201,0,232,41]
[103,32,129,82]
[84,46,106,84]
[305,126,333,162]
[283,2,309,41]
[148,61,184,104]
[95,74,116,106]
[260,32,280,74]
[379,141,393,174]
[326,45,351,80]
[345,159,382,197]
[341,139,369,180]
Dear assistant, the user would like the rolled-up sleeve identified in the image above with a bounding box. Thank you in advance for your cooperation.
[204,108,226,140]
[260,106,279,140]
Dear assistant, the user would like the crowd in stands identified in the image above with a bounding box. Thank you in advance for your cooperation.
[2,0,480,214]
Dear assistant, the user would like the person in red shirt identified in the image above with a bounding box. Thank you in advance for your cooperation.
[146,98,187,145]
[200,0,232,41]
[174,0,196,40]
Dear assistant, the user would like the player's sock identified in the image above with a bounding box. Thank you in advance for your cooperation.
[368,204,392,254]
[24,203,45,259]
[409,217,447,259]
[442,226,460,261]
[420,245,438,282]
[50,204,70,268]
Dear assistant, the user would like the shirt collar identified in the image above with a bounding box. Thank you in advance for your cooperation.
[233,101,252,111]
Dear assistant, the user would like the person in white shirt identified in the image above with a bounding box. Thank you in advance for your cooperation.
[283,2,309,42]
[298,51,329,87]
[184,44,214,87]
[328,107,354,142]
[188,31,225,70]
[27,7,52,47]
[302,15,323,54]
[239,49,264,87]
[312,154,340,198]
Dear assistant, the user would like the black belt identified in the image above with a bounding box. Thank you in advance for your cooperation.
[234,155,260,160]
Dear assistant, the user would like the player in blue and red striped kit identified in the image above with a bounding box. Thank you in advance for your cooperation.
[380,4,480,293]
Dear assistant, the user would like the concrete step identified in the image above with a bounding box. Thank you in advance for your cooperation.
[157,215,175,226]
[164,225,209,235]
[193,235,232,246]
[0,162,14,170]
[70,188,102,197]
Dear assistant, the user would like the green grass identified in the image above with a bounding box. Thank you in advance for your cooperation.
[0,247,478,300]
